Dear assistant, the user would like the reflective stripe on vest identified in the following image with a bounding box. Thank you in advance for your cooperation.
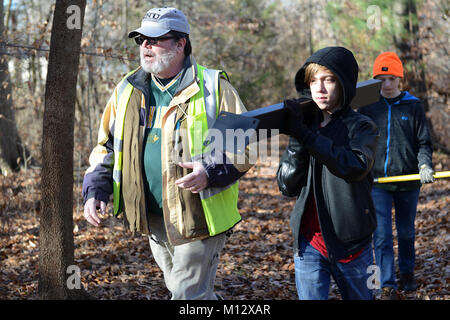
[112,70,136,215]
[202,67,219,129]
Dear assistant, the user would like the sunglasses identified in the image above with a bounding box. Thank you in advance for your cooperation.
[134,35,176,46]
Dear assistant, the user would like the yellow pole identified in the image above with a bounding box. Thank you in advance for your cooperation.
[374,171,450,183]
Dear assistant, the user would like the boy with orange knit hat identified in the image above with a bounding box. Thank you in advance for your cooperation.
[359,52,434,299]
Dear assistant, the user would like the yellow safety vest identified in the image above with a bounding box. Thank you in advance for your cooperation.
[112,64,241,236]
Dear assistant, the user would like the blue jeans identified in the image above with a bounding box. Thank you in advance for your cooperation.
[371,187,420,289]
[294,235,374,300]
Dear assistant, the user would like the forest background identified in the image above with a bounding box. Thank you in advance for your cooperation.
[0,0,448,300]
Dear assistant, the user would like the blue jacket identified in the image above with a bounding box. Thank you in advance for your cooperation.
[359,91,433,190]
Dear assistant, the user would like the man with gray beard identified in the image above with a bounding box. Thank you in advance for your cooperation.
[82,7,251,299]
[140,39,178,75]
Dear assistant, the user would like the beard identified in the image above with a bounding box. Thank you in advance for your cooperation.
[140,47,178,76]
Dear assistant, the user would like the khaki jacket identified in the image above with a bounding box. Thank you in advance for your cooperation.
[83,56,249,245]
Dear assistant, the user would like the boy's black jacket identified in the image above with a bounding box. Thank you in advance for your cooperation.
[277,47,379,262]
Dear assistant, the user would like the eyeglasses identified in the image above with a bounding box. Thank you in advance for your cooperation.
[134,35,176,46]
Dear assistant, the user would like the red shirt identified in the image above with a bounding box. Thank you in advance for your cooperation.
[299,192,363,263]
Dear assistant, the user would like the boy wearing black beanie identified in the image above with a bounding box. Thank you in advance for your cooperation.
[277,47,379,300]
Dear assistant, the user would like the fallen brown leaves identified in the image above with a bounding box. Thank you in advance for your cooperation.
[0,152,448,300]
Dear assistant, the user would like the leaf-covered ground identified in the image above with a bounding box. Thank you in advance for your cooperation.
[0,150,448,300]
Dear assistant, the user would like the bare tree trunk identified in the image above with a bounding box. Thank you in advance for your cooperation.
[307,0,314,56]
[39,0,90,300]
[393,0,437,148]
[0,0,24,175]
[394,0,429,110]
[4,0,12,33]
[11,12,22,85]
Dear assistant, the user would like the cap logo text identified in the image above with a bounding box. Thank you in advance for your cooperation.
[143,13,160,21]
[381,67,388,71]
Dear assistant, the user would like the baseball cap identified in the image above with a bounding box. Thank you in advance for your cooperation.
[373,52,404,78]
[128,7,190,39]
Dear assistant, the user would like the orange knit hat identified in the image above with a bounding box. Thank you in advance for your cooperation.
[373,52,404,78]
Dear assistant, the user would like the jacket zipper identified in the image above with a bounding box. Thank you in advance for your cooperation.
[141,93,153,235]
[383,98,402,177]
[311,154,336,263]
[383,98,392,177]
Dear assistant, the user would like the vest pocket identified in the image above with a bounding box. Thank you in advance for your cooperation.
[177,164,209,238]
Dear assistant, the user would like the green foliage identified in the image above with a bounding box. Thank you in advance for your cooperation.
[325,0,421,80]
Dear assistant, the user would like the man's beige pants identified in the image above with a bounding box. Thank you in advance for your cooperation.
[148,232,227,300]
